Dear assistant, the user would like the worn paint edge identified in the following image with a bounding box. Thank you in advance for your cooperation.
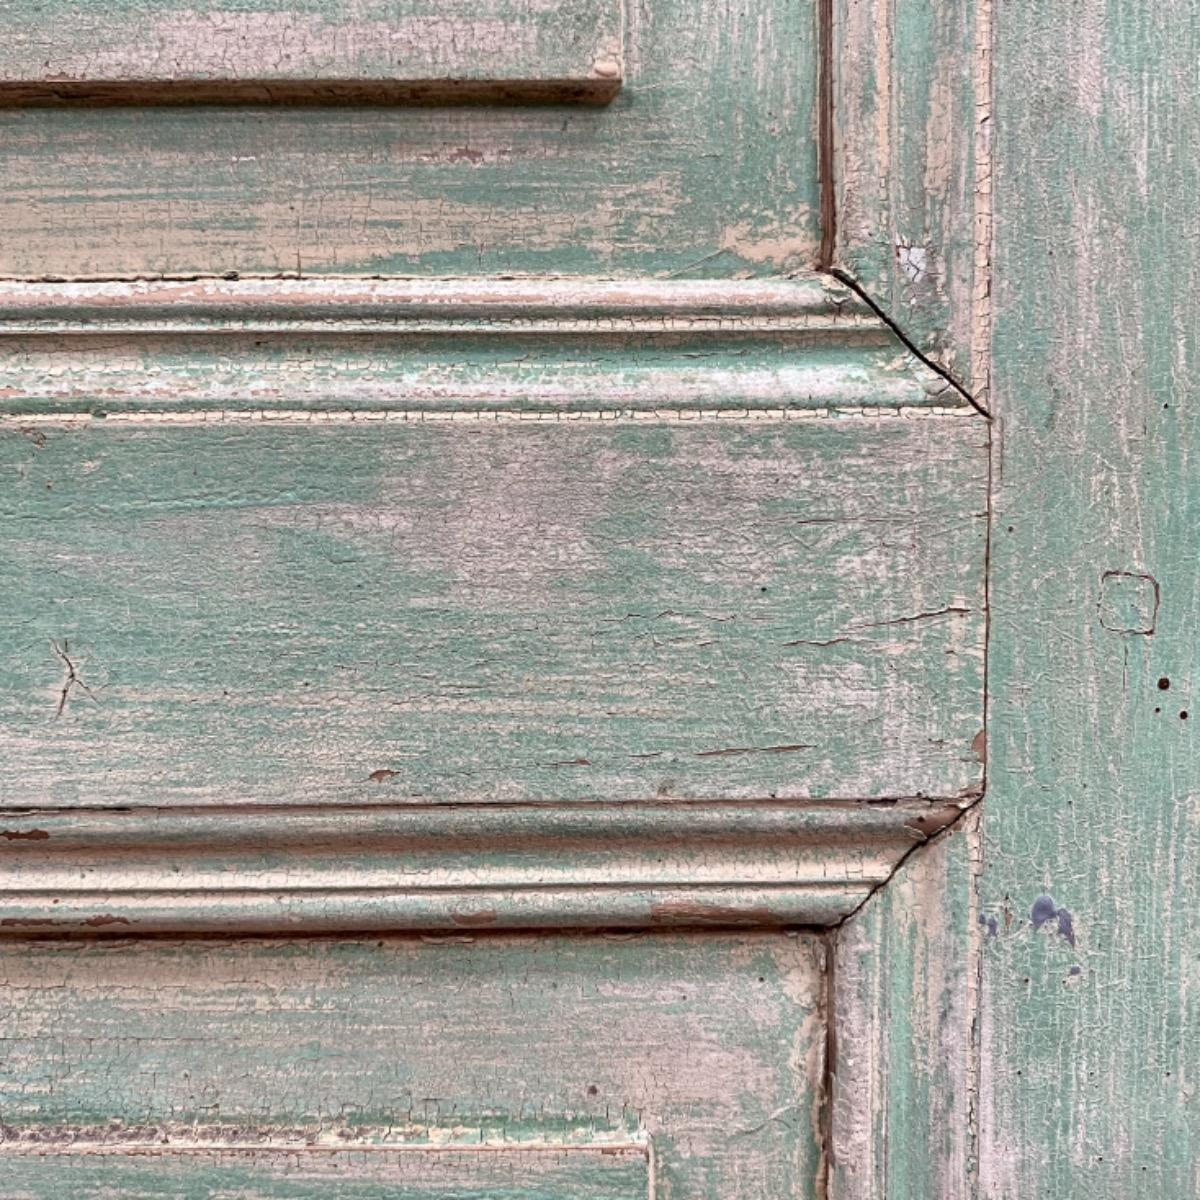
[0,1140,651,1156]
[0,276,874,333]
[0,406,977,427]
[0,801,962,934]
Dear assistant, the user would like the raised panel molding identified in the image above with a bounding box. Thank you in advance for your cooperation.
[0,800,961,935]
[0,0,623,106]
[0,275,986,933]
[0,277,925,414]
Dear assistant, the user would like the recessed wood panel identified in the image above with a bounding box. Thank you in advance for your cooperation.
[0,412,986,808]
[0,932,825,1200]
[0,0,818,277]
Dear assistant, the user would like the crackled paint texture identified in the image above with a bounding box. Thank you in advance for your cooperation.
[2,0,623,95]
[832,0,983,381]
[0,0,818,276]
[0,0,1015,1195]
[3,1146,650,1200]
[981,1,1200,1195]
[0,410,985,808]
[0,932,826,1199]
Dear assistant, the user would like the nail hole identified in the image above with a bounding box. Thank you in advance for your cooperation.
[1158,677,1171,690]
[1181,711,1189,721]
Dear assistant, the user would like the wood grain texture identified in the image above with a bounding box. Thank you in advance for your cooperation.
[0,801,958,934]
[830,810,980,1200]
[982,2,1200,1195]
[832,0,984,382]
[0,932,825,1200]
[0,412,986,808]
[2,1145,649,1200]
[0,0,817,278]
[0,0,623,105]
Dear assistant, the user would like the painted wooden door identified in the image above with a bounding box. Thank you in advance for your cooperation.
[4,1,1177,1197]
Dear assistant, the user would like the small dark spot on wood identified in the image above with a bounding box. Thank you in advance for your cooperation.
[367,769,399,783]
[1158,677,1171,690]
[1181,710,1189,721]
[587,1084,599,1096]
[83,914,133,927]
[1,828,50,841]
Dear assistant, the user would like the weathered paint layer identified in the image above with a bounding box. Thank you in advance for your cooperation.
[0,0,817,277]
[0,411,986,808]
[0,932,825,1200]
[982,0,1200,1195]
[0,800,958,933]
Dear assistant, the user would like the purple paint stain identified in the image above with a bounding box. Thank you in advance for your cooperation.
[1031,893,1076,948]
[1030,894,1058,929]
[1056,907,1076,948]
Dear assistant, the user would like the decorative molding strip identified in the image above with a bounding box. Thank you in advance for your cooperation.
[0,277,877,336]
[0,405,974,427]
[0,276,965,414]
[0,801,961,934]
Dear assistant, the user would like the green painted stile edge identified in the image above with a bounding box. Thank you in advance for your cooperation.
[981,0,1200,1195]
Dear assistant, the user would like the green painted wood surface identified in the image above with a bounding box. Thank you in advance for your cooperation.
[0,278,949,416]
[831,811,979,1200]
[0,932,825,1200]
[0,801,952,933]
[833,0,984,380]
[0,411,985,808]
[3,1146,649,1200]
[0,0,817,277]
[982,1,1200,1194]
[0,0,623,104]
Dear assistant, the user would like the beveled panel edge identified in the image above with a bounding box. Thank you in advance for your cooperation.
[0,1139,650,1156]
[0,800,964,935]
